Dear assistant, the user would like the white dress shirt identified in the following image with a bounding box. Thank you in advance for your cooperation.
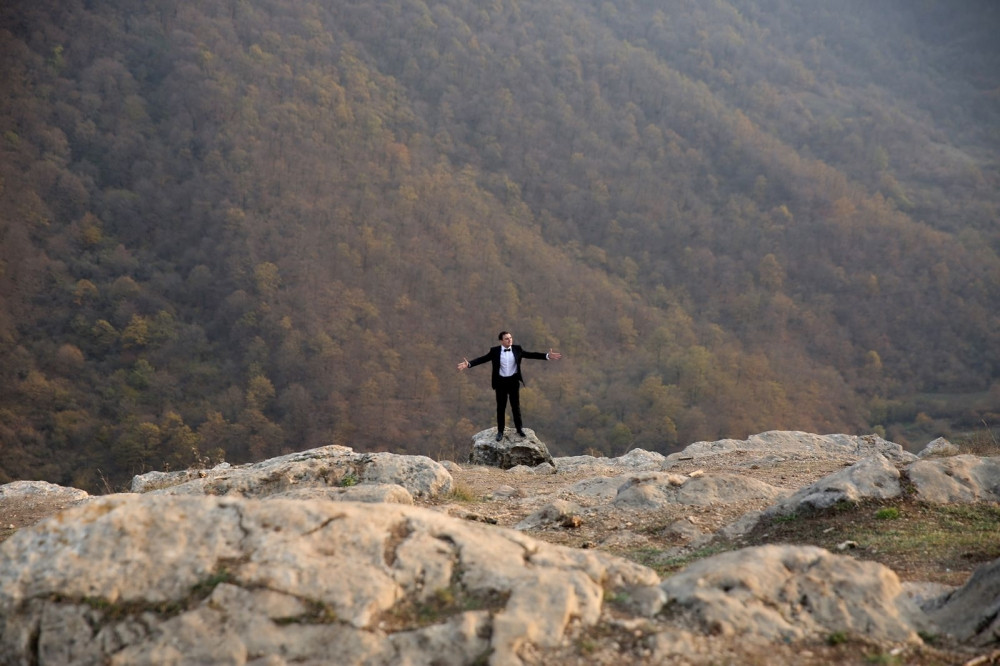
[499,346,516,377]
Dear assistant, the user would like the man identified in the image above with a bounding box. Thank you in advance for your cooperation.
[457,331,562,441]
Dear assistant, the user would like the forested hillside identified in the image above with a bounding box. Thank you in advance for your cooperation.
[1,0,998,491]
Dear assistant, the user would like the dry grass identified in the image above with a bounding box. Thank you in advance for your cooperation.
[955,427,1000,457]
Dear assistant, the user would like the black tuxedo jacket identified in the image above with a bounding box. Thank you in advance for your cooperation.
[468,345,548,389]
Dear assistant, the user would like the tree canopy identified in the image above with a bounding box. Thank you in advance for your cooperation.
[1,0,998,491]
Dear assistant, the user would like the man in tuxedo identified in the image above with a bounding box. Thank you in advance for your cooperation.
[457,331,562,441]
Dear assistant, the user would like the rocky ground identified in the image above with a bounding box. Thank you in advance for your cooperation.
[2,431,999,665]
[426,451,851,552]
[420,442,1000,665]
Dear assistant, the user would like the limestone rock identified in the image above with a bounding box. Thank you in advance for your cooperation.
[715,510,765,540]
[613,472,787,509]
[0,495,659,666]
[666,431,917,465]
[468,428,554,469]
[566,475,629,499]
[514,500,581,530]
[270,483,414,504]
[614,448,667,468]
[662,518,705,542]
[488,485,523,500]
[0,480,89,504]
[764,454,902,516]
[553,448,666,475]
[905,455,1000,503]
[901,581,956,610]
[916,436,960,459]
[658,544,928,644]
[529,461,558,474]
[131,445,452,500]
[356,451,452,498]
[924,555,1000,646]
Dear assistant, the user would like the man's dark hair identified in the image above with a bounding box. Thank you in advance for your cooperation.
[498,330,511,340]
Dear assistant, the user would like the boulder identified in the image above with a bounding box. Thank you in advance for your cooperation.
[514,500,581,530]
[0,480,89,504]
[905,455,1000,503]
[667,431,917,465]
[916,437,960,459]
[566,475,629,499]
[356,452,453,498]
[553,448,666,475]
[924,555,1000,646]
[0,495,659,666]
[269,483,414,504]
[658,544,929,644]
[661,517,706,542]
[131,445,452,500]
[613,472,787,509]
[764,454,902,516]
[468,428,554,469]
[487,485,523,500]
[715,510,765,540]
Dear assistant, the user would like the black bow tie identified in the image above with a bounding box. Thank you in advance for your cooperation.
[502,348,512,352]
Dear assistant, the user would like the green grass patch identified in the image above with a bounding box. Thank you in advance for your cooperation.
[275,598,338,625]
[624,543,735,577]
[189,567,237,598]
[875,507,900,520]
[67,564,240,623]
[621,499,1000,586]
[826,631,849,646]
[744,499,1000,584]
[380,585,509,630]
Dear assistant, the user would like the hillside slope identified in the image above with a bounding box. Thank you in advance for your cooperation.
[0,0,998,490]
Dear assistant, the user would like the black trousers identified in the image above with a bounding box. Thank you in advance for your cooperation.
[495,375,522,433]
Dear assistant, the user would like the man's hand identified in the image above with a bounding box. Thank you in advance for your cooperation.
[457,357,470,371]
[548,349,562,360]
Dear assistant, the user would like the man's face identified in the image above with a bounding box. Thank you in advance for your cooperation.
[501,333,513,348]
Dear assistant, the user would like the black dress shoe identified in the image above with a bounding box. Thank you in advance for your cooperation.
[516,429,526,437]
[495,431,504,441]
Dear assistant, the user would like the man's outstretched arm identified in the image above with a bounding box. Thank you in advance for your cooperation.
[521,348,563,361]
[457,351,492,371]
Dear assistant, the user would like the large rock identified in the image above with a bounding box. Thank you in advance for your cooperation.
[131,445,452,500]
[566,475,630,499]
[916,436,960,459]
[269,483,414,505]
[468,428,554,469]
[764,454,902,516]
[514,499,581,530]
[905,455,1000,503]
[0,495,658,666]
[554,448,667,475]
[613,472,787,509]
[657,544,929,644]
[715,455,906,560]
[0,480,89,504]
[924,555,1000,646]
[667,431,917,465]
